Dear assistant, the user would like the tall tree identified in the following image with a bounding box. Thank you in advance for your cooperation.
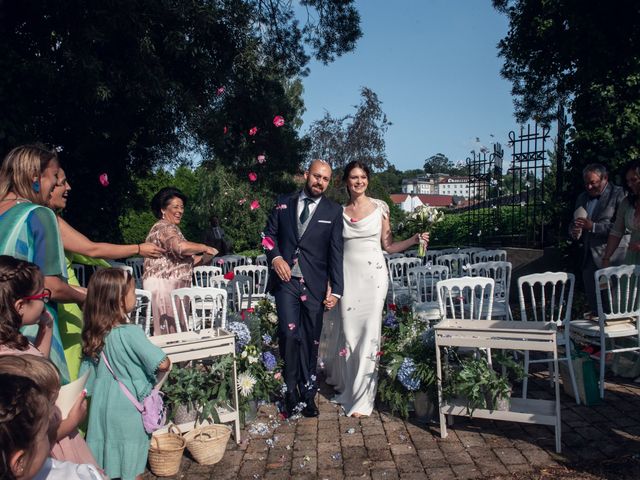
[493,0,640,174]
[0,0,361,240]
[306,87,391,170]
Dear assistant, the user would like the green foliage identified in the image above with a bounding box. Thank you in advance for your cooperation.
[423,153,466,176]
[162,356,235,423]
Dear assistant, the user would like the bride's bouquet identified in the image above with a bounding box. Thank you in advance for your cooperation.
[404,205,445,257]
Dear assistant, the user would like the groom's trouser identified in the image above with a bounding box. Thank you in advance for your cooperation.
[274,277,324,401]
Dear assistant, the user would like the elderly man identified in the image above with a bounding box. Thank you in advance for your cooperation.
[570,163,628,314]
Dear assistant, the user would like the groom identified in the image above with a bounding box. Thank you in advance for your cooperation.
[264,159,344,417]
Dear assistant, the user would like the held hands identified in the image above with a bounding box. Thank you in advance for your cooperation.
[414,232,430,246]
[273,257,292,282]
[324,285,338,311]
[139,242,165,258]
[574,218,594,231]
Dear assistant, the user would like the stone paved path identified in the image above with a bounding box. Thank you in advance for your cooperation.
[144,373,640,479]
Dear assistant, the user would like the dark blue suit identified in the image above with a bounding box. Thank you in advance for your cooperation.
[264,192,344,401]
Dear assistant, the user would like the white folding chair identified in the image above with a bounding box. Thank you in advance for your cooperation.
[518,272,579,403]
[71,263,86,287]
[459,247,485,258]
[215,254,247,274]
[171,287,228,332]
[125,257,144,288]
[192,266,223,287]
[132,289,152,336]
[408,265,449,322]
[469,261,513,321]
[472,249,507,264]
[436,253,470,278]
[230,274,254,312]
[255,254,268,267]
[436,276,494,321]
[387,257,422,304]
[571,265,640,398]
[234,265,268,307]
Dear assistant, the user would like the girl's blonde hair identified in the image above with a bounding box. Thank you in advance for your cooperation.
[0,355,60,401]
[0,144,59,203]
[82,268,134,360]
[0,255,44,351]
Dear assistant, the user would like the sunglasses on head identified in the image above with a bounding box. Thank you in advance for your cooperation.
[21,288,52,304]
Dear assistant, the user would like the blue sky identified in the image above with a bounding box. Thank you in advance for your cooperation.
[300,0,526,171]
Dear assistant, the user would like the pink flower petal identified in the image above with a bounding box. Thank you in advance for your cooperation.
[350,218,357,223]
[99,173,109,187]
[299,277,305,284]
[249,126,258,136]
[274,372,282,380]
[276,204,287,210]
[223,126,228,134]
[217,258,224,265]
[273,115,285,127]
[257,154,266,164]
[224,271,235,280]
[376,351,384,357]
[300,294,307,302]
[238,198,247,205]
[339,348,347,357]
[261,236,275,251]
[216,86,225,96]
[248,172,257,182]
[288,323,296,330]
[250,200,260,210]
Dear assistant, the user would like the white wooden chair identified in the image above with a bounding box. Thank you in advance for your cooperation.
[518,272,579,404]
[71,263,86,287]
[436,253,470,278]
[436,276,495,321]
[468,261,513,321]
[132,289,152,336]
[255,254,268,267]
[233,265,268,307]
[571,265,640,398]
[192,266,223,287]
[170,287,228,332]
[387,257,422,304]
[408,265,449,321]
[215,255,247,274]
[125,257,144,288]
[472,249,507,264]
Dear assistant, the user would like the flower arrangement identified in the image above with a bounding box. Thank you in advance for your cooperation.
[404,205,445,256]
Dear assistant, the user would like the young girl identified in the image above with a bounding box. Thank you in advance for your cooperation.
[0,356,105,480]
[81,268,170,480]
[0,255,53,357]
[0,374,51,480]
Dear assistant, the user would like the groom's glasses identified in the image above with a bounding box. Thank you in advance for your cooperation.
[21,288,52,304]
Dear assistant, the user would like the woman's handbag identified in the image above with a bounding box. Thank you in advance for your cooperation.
[101,352,166,433]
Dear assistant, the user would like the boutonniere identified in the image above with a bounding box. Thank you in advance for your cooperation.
[276,204,288,210]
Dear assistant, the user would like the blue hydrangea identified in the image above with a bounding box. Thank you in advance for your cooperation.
[397,357,421,391]
[383,311,398,328]
[421,327,435,349]
[262,333,272,345]
[262,351,277,371]
[227,321,251,351]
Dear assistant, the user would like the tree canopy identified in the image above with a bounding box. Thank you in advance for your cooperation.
[0,0,361,240]
[493,0,640,173]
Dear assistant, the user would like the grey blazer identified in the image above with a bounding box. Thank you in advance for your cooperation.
[572,183,629,268]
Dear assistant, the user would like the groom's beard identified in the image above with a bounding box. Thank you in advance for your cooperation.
[304,184,324,199]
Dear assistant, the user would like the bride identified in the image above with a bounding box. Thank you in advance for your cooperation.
[323,160,429,417]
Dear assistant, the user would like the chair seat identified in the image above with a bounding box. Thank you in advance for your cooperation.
[412,302,440,321]
[570,319,638,338]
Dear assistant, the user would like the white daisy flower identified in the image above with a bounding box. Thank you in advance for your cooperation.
[237,372,257,397]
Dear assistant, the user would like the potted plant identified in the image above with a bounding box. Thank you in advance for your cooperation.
[162,356,234,425]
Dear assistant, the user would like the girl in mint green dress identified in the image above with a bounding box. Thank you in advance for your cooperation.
[81,269,170,480]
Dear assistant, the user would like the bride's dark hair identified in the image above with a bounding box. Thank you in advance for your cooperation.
[343,161,371,198]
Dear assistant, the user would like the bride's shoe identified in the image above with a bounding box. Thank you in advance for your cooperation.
[350,412,368,418]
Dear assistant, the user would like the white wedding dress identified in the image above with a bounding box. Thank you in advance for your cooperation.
[323,199,389,416]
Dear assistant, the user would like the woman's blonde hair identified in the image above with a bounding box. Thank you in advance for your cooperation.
[0,355,60,400]
[0,144,59,203]
[82,268,134,360]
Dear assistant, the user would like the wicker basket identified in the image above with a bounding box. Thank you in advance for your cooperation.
[148,425,186,476]
[183,424,231,465]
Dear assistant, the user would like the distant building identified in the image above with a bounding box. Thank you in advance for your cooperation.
[401,172,486,199]
[437,175,481,198]
[401,175,435,194]
[390,193,464,213]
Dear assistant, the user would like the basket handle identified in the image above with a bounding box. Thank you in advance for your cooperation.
[168,423,182,436]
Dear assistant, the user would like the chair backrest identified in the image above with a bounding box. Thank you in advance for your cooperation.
[388,257,423,287]
[436,253,470,278]
[409,265,449,304]
[594,265,640,320]
[404,249,419,258]
[231,274,253,311]
[171,287,228,331]
[192,266,223,287]
[469,261,512,305]
[215,255,246,274]
[517,271,574,327]
[255,254,268,267]
[125,257,144,288]
[132,289,152,336]
[437,276,495,320]
[472,249,507,264]
[234,265,268,295]
[459,247,485,257]
[71,263,86,287]
[114,264,134,276]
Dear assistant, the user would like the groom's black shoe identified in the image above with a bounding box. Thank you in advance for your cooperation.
[302,396,319,417]
[281,391,299,418]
